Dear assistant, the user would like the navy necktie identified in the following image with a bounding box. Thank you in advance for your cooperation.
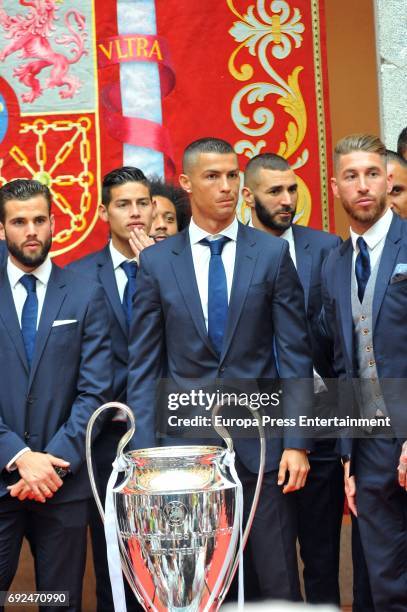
[20,274,38,367]
[200,236,231,357]
[121,261,138,326]
[355,237,371,302]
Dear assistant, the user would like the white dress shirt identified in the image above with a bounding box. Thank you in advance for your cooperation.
[7,256,52,327]
[6,256,52,470]
[189,217,238,330]
[248,216,297,267]
[350,207,393,273]
[280,225,297,268]
[109,241,137,302]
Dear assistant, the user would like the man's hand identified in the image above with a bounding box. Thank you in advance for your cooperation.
[397,440,407,490]
[344,460,357,516]
[10,451,69,503]
[129,228,155,262]
[7,479,43,502]
[278,449,310,493]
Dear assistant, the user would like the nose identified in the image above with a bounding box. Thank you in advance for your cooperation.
[130,202,141,217]
[281,189,293,206]
[220,175,232,192]
[26,222,37,236]
[154,215,167,230]
[357,175,369,192]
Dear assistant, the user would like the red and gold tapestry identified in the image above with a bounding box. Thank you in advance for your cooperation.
[0,1,332,265]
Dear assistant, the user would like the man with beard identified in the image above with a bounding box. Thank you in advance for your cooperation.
[322,134,407,610]
[386,150,407,219]
[243,153,343,606]
[0,179,112,608]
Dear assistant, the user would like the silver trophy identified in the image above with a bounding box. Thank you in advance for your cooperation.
[86,402,265,611]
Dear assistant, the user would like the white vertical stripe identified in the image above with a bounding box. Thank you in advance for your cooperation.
[117,1,164,177]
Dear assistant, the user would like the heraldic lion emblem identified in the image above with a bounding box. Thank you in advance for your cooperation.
[0,0,88,103]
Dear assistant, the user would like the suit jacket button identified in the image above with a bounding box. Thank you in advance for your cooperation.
[24,432,30,441]
[26,396,33,405]
[219,366,225,373]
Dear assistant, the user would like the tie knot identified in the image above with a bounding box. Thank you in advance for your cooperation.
[20,274,37,293]
[121,261,137,279]
[357,236,369,255]
[200,236,231,256]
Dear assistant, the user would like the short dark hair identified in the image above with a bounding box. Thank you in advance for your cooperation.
[0,179,52,223]
[182,137,236,172]
[397,128,407,158]
[149,176,191,231]
[102,166,150,206]
[386,149,407,168]
[244,153,291,186]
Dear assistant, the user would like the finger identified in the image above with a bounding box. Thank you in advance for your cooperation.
[39,483,53,499]
[283,468,298,494]
[31,485,46,503]
[347,494,358,517]
[128,237,139,258]
[297,466,309,489]
[45,468,63,489]
[398,461,407,488]
[277,461,287,486]
[49,455,70,468]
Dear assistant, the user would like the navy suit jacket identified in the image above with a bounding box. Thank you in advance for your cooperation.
[292,225,342,379]
[68,245,128,403]
[0,240,7,266]
[127,222,314,472]
[321,212,407,442]
[0,264,113,502]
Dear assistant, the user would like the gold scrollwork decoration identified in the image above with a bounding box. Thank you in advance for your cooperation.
[228,0,311,225]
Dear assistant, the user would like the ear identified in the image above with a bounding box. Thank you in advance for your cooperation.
[50,213,55,235]
[386,172,393,195]
[330,177,339,199]
[98,203,109,222]
[242,186,255,209]
[0,222,5,241]
[179,173,191,193]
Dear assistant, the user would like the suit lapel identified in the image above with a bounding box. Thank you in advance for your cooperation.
[170,231,217,356]
[221,224,257,360]
[29,265,67,386]
[292,227,312,309]
[372,214,402,330]
[0,268,29,372]
[97,245,127,337]
[337,240,354,363]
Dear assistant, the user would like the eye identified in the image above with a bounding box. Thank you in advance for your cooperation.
[391,186,402,195]
[228,171,239,179]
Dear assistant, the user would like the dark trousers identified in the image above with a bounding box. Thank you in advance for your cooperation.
[351,514,374,612]
[354,438,407,612]
[296,442,344,606]
[0,497,89,612]
[231,459,302,602]
[90,421,143,612]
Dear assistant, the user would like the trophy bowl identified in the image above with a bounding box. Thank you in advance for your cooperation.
[86,403,265,612]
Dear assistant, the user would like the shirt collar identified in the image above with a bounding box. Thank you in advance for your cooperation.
[109,240,136,270]
[280,225,294,243]
[7,255,52,289]
[189,216,238,245]
[350,207,393,252]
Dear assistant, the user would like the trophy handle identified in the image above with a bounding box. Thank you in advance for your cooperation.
[211,402,266,608]
[85,401,135,521]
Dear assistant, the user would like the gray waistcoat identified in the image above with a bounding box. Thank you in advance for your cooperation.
[351,257,387,419]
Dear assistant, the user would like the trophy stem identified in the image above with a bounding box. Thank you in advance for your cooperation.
[213,406,266,609]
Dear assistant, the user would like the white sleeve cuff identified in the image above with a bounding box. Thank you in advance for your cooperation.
[6,447,31,472]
